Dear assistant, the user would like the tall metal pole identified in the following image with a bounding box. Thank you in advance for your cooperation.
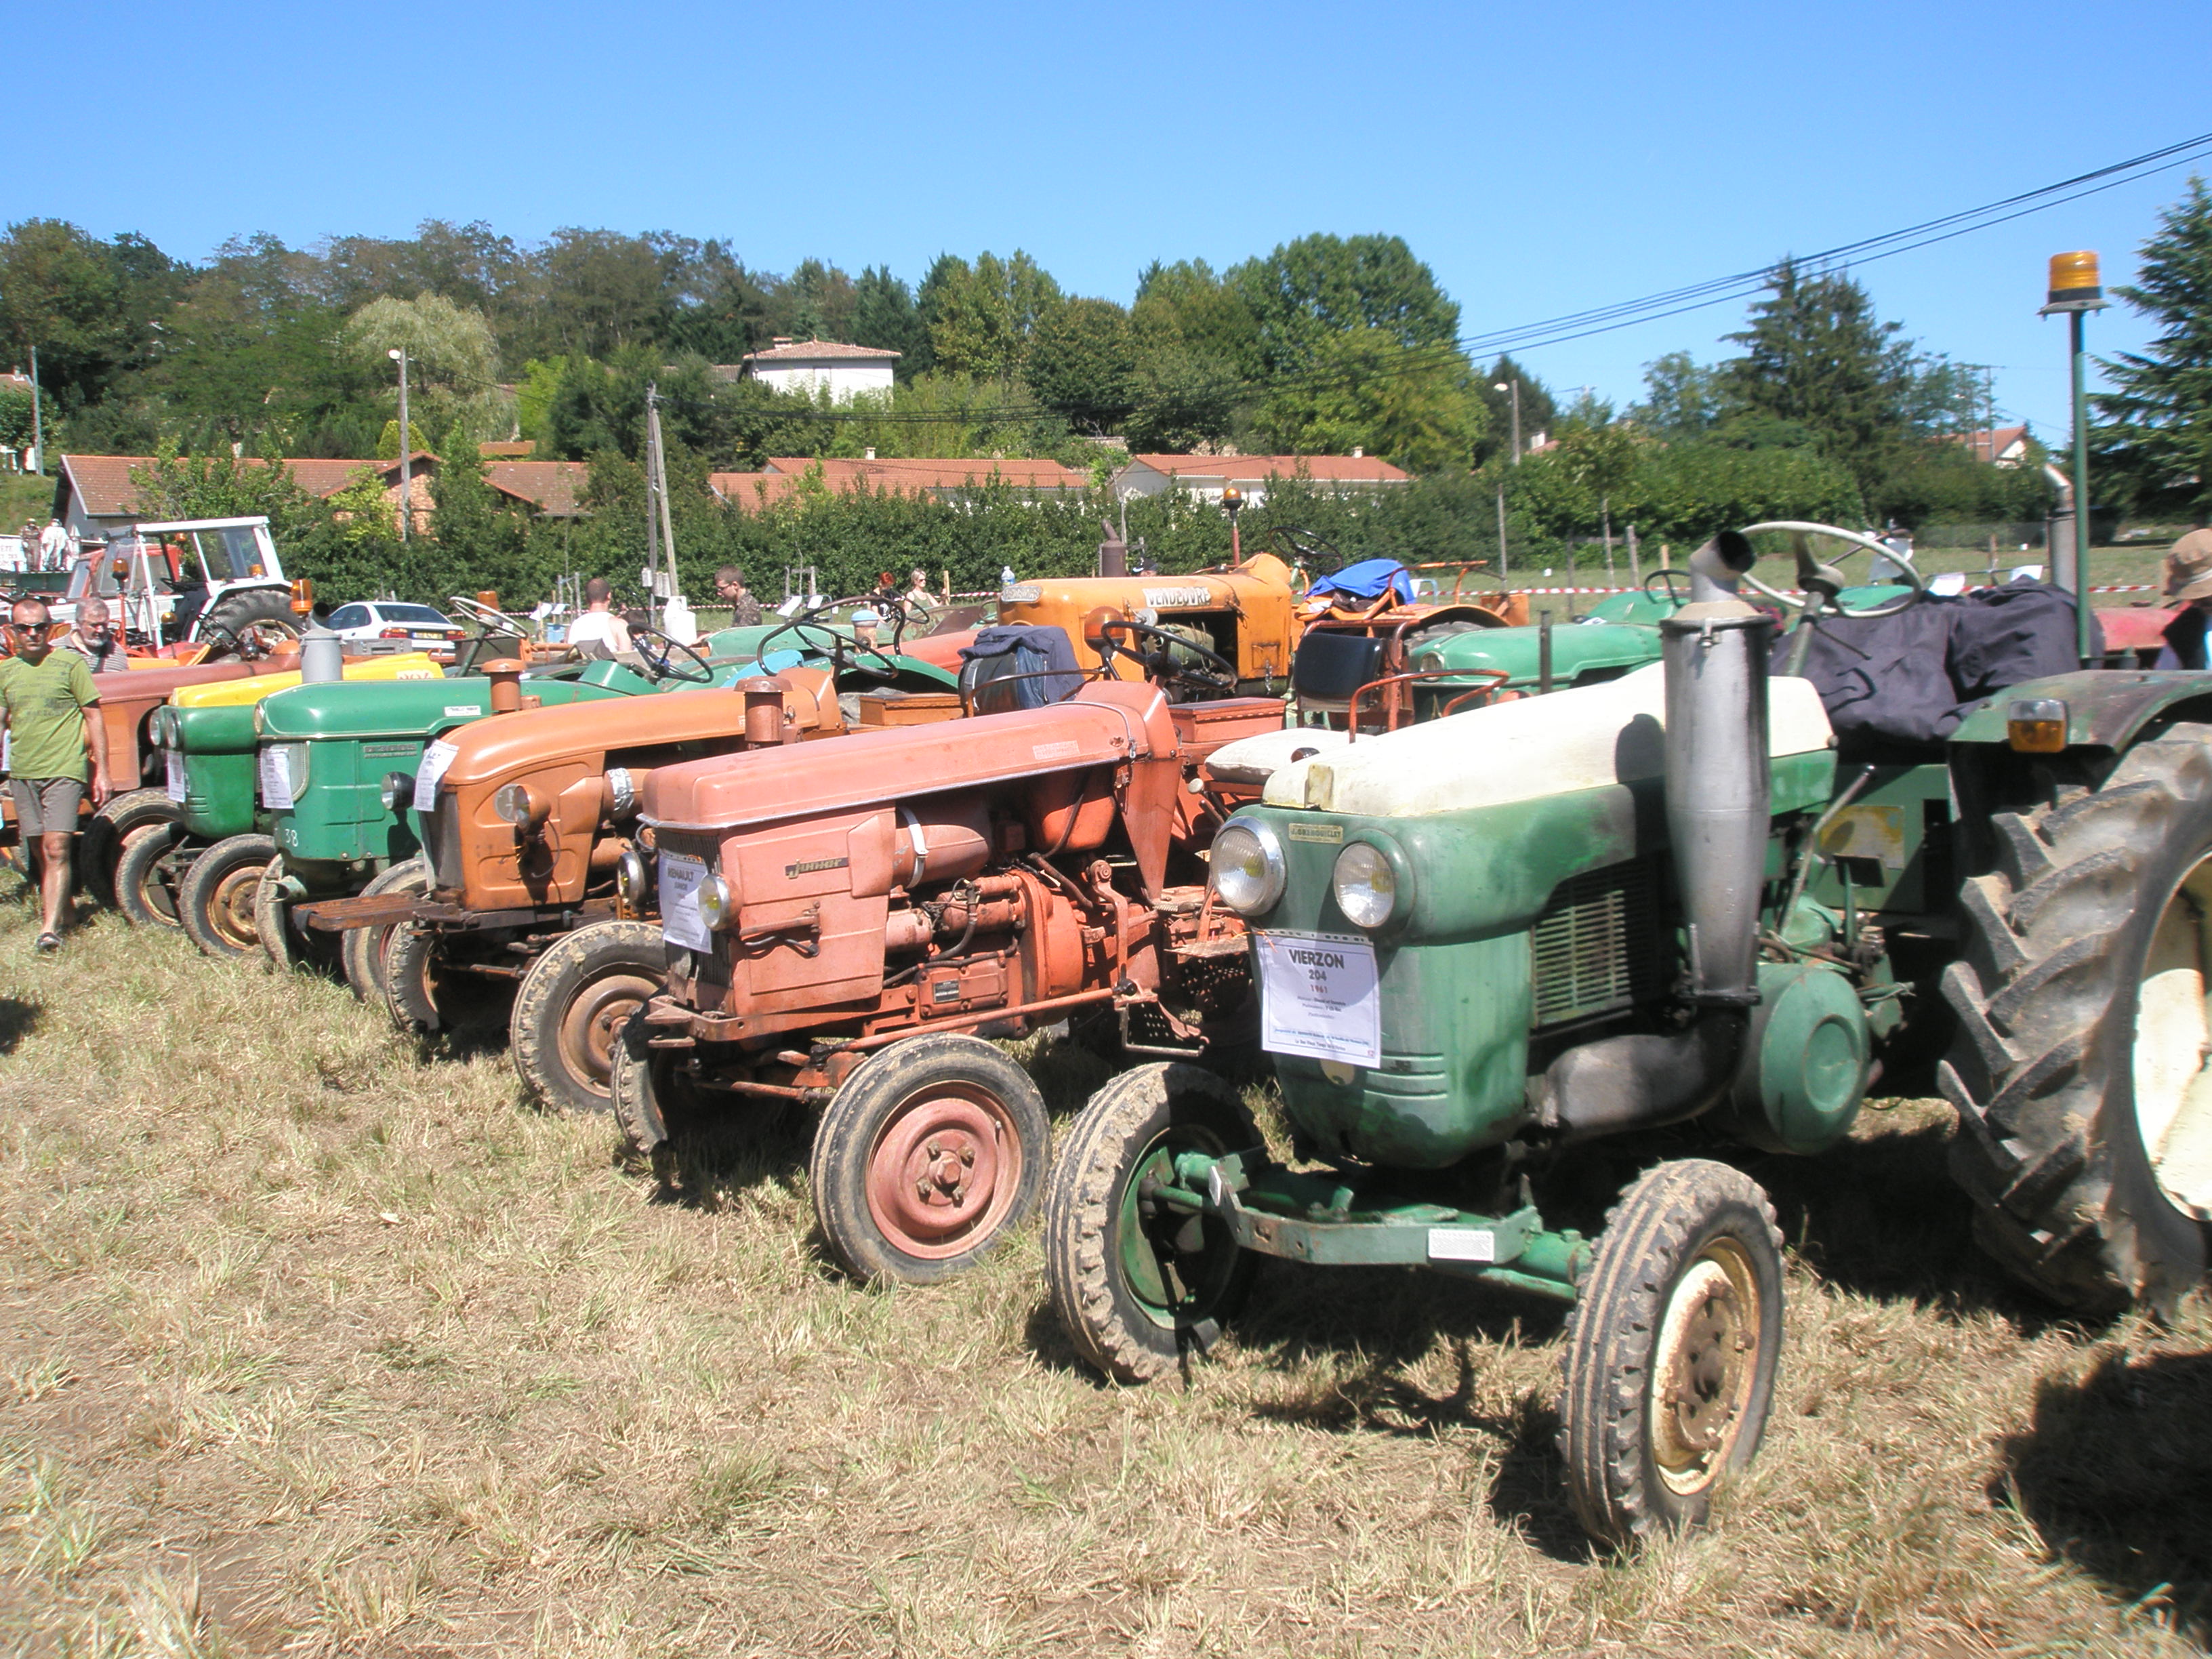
[2069,310,2095,665]
[2041,251,2105,668]
[642,384,663,633]
[390,346,410,543]
[1495,486,1510,579]
[27,344,42,477]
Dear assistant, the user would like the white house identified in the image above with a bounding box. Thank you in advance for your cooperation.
[741,338,899,403]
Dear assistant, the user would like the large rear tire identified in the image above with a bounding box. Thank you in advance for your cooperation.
[808,1033,1049,1284]
[1943,723,2212,1315]
[200,589,303,654]
[180,834,278,959]
[510,921,663,1113]
[1557,1159,1784,1549]
[115,822,191,929]
[341,856,431,1002]
[1044,1063,1261,1382]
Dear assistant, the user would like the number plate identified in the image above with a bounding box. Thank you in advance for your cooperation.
[258,746,294,810]
[165,750,186,803]
[415,740,457,801]
[1254,929,1380,1066]
[659,852,713,953]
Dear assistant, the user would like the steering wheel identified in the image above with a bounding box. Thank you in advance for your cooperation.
[632,626,715,685]
[199,620,273,663]
[1094,617,1237,696]
[447,594,539,642]
[1642,568,1692,604]
[755,598,904,682]
[1264,525,1345,578]
[1734,522,1926,623]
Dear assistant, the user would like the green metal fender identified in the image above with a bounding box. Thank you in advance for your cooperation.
[1949,668,2212,753]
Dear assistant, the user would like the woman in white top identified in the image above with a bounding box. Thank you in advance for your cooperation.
[565,577,632,657]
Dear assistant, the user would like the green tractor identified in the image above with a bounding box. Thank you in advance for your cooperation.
[1044,522,2212,1549]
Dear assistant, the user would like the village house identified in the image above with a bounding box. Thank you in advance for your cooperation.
[729,339,901,404]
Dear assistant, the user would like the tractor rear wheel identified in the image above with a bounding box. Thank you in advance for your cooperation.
[1558,1158,1784,1549]
[115,822,191,929]
[180,834,278,959]
[1943,722,2212,1315]
[201,589,302,654]
[1044,1063,1260,1382]
[809,1033,1049,1284]
[82,787,178,907]
[341,857,431,1002]
[510,921,664,1114]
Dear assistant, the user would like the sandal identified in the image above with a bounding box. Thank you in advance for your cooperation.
[35,931,58,954]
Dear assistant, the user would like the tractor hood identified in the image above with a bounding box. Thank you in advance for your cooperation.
[438,689,752,790]
[102,658,276,703]
[255,674,623,742]
[161,703,258,754]
[641,678,1179,833]
[1412,619,1667,689]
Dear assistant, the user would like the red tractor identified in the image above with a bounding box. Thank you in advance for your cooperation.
[615,628,1286,1286]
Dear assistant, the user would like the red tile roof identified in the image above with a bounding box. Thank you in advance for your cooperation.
[1122,453,1411,484]
[742,338,902,363]
[478,440,535,458]
[58,453,588,519]
[1942,425,2030,463]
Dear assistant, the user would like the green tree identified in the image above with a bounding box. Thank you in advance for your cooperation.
[1630,351,1723,438]
[429,424,534,598]
[1230,234,1460,373]
[1477,355,1559,463]
[0,220,129,407]
[347,292,511,444]
[2095,176,2212,516]
[1250,327,1485,472]
[849,266,927,377]
[1025,298,1137,430]
[1126,261,1258,451]
[922,251,1062,382]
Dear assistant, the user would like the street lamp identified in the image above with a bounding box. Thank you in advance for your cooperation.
[388,346,410,543]
[2039,251,2106,666]
[1492,380,1521,466]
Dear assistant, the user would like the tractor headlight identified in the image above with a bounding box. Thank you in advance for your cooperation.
[2007,697,2068,754]
[1332,840,1401,931]
[615,845,649,907]
[1210,817,1285,917]
[380,771,414,811]
[493,782,548,828]
[695,873,735,932]
[266,742,309,800]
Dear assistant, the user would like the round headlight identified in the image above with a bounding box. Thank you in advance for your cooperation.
[493,782,545,827]
[695,873,735,931]
[1210,818,1284,917]
[1332,840,1399,930]
[615,845,648,907]
[380,771,414,811]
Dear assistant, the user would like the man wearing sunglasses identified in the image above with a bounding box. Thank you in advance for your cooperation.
[0,598,110,951]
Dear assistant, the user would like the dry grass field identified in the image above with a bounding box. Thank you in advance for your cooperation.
[5,880,2212,1658]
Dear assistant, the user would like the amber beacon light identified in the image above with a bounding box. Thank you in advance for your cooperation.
[2046,250,2104,308]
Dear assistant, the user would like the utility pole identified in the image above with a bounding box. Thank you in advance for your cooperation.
[643,384,678,632]
[387,347,410,541]
[2040,252,2106,667]
[1493,378,1522,466]
[27,344,42,477]
[1495,486,1510,578]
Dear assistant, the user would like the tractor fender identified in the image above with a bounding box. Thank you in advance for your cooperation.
[1948,668,2212,755]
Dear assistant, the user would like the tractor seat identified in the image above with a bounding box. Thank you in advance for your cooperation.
[1291,630,1389,703]
[1263,662,1836,818]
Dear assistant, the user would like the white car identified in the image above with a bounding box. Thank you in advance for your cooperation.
[323,600,466,651]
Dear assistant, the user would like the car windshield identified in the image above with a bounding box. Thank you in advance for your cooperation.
[376,605,451,626]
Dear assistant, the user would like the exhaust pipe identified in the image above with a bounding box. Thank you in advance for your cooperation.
[1534,596,1772,1140]
[1686,529,1755,602]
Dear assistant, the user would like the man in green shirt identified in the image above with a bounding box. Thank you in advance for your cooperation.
[0,597,110,951]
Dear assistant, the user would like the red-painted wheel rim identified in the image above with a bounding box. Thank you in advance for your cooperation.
[863,1083,1020,1261]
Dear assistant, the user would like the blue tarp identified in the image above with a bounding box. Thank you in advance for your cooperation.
[1307,559,1415,605]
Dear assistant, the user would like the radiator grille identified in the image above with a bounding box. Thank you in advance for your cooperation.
[1530,861,1661,1029]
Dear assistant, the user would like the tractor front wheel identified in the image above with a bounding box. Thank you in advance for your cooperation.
[384,920,499,1034]
[1044,1062,1261,1382]
[82,787,179,907]
[511,921,664,1114]
[1944,721,2212,1315]
[115,822,192,929]
[341,857,431,1002]
[1558,1158,1784,1549]
[609,1010,714,1170]
[810,1033,1049,1284]
[180,834,279,959]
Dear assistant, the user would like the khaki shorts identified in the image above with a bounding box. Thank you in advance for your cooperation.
[10,777,84,836]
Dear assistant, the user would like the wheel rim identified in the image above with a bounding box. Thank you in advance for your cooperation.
[862,1080,1022,1260]
[143,846,188,927]
[555,968,657,1099]
[1115,1127,1242,1330]
[1649,1239,1763,1496]
[2133,853,2212,1217]
[207,862,266,949]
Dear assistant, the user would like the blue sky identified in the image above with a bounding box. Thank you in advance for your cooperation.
[16,1,2210,440]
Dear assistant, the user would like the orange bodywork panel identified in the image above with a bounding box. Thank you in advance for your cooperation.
[94,651,303,786]
[997,554,1299,685]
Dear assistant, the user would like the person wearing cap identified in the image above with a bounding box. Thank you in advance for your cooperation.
[2156,520,2212,670]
